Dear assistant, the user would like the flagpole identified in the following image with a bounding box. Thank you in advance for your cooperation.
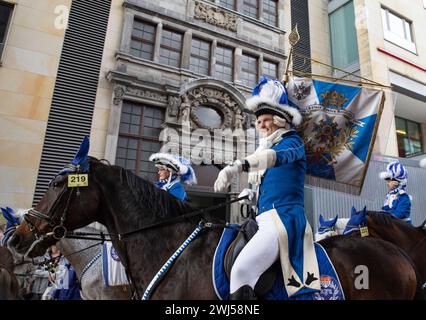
[283,25,300,83]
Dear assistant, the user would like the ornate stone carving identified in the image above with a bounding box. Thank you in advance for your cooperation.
[112,85,168,105]
[194,1,237,32]
[168,96,180,117]
[245,113,257,128]
[113,85,126,105]
[179,87,244,130]
[126,88,168,103]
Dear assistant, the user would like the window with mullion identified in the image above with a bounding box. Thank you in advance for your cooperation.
[215,45,233,82]
[130,20,156,60]
[220,0,235,10]
[243,0,259,19]
[262,0,277,26]
[329,0,359,69]
[262,60,278,79]
[381,7,416,53]
[190,37,211,76]
[160,28,183,68]
[395,117,423,158]
[116,102,165,181]
[241,53,258,87]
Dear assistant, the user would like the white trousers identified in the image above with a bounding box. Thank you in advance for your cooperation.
[229,212,280,293]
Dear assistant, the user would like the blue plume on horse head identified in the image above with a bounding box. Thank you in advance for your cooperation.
[318,214,339,233]
[319,214,338,228]
[70,136,90,172]
[1,207,19,228]
[344,206,367,235]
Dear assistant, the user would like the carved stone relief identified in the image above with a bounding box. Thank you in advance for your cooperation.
[194,1,237,32]
[113,85,126,105]
[168,96,180,117]
[179,87,245,130]
[112,85,168,105]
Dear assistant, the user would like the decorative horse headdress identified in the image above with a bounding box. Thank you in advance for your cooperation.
[379,160,407,187]
[245,76,302,127]
[318,214,338,234]
[1,207,19,229]
[59,136,90,175]
[149,153,197,185]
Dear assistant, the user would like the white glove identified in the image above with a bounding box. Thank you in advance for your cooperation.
[238,188,256,205]
[214,160,242,192]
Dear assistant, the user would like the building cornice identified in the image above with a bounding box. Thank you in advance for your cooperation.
[123,0,286,57]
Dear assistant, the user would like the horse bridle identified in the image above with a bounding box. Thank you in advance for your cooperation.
[24,182,76,241]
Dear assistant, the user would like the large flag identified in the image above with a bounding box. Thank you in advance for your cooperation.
[286,76,385,194]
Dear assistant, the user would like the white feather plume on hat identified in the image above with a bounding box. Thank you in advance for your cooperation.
[245,76,302,127]
[149,153,197,185]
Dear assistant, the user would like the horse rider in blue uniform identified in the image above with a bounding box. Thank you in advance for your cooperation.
[379,160,412,224]
[149,153,197,201]
[214,77,320,300]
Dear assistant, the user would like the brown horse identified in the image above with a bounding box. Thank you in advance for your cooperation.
[345,208,426,289]
[8,158,423,300]
[0,246,21,300]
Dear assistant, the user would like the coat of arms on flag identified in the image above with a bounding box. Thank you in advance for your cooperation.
[286,76,385,194]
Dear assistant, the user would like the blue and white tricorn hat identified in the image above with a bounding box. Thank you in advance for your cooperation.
[149,153,197,185]
[379,160,407,185]
[245,76,302,127]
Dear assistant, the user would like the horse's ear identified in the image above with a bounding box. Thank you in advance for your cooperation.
[361,206,367,215]
[331,215,338,225]
[71,136,90,172]
[351,206,357,216]
[319,214,325,225]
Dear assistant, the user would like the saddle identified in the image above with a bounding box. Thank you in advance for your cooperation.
[223,218,279,297]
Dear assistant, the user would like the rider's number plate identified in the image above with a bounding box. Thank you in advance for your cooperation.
[68,174,89,187]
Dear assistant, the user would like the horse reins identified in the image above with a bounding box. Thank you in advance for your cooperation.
[49,195,249,242]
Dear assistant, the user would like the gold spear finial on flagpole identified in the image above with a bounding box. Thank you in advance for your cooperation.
[283,25,300,83]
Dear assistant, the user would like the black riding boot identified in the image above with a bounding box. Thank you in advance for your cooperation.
[229,285,257,300]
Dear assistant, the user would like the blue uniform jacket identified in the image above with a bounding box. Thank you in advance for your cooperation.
[257,130,306,214]
[382,191,412,224]
[256,130,315,294]
[155,179,187,201]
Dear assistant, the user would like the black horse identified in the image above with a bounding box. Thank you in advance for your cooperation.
[9,158,423,299]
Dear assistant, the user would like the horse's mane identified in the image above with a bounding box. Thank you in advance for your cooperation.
[89,158,194,224]
[366,211,395,226]
[367,211,426,234]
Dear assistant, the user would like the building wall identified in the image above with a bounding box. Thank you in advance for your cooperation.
[90,0,124,160]
[308,0,332,76]
[360,0,426,157]
[0,0,70,209]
